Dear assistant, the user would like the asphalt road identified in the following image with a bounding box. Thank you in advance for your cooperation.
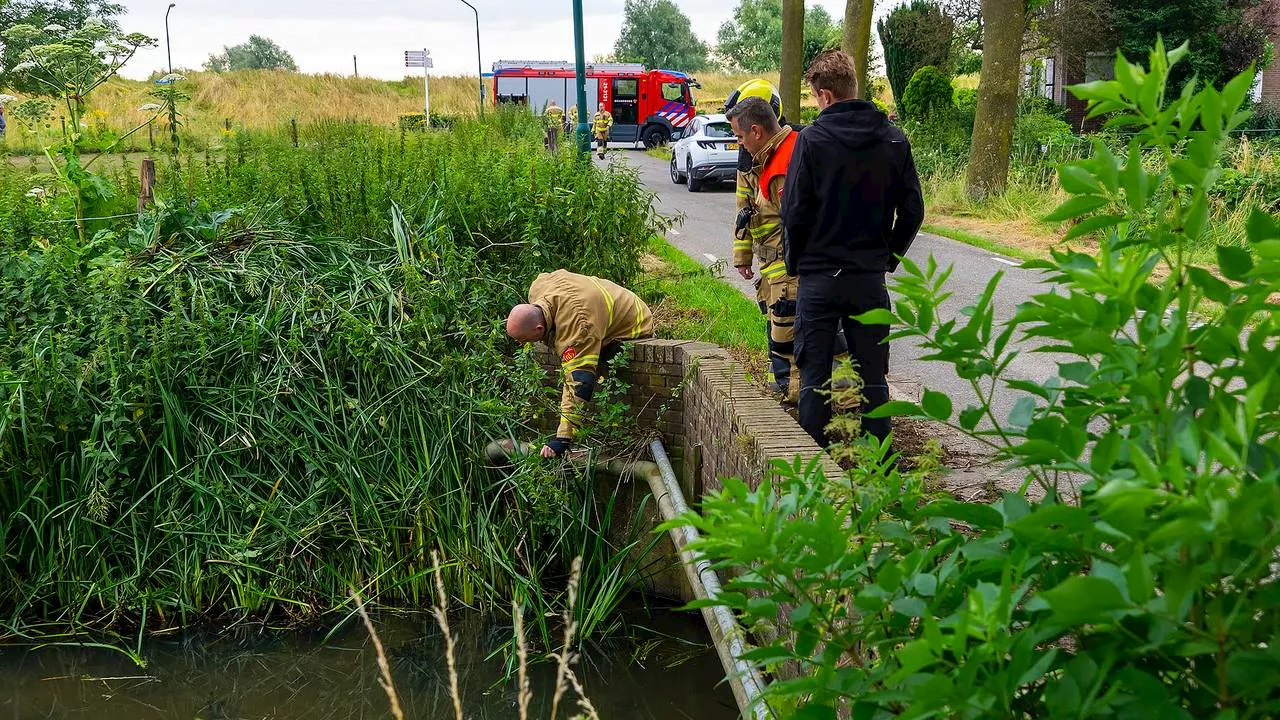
[605,148,1062,427]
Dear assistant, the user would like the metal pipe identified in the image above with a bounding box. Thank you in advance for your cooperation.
[482,439,772,719]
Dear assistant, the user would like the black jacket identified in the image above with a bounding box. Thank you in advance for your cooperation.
[781,99,924,275]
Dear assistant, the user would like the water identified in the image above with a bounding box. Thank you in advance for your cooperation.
[0,607,738,719]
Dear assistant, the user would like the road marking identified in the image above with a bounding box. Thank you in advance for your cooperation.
[990,256,1020,267]
[703,253,718,262]
[670,229,681,236]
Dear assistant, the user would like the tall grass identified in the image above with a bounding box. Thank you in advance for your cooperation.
[0,114,663,644]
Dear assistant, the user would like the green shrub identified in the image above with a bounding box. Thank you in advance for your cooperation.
[953,87,977,130]
[1013,111,1075,149]
[676,40,1280,718]
[901,65,955,121]
[398,112,426,130]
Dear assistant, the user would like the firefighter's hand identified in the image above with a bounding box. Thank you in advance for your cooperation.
[736,265,754,281]
[542,437,571,458]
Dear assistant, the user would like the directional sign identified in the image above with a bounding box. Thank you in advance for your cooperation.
[404,50,433,69]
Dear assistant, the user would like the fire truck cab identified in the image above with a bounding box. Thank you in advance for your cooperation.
[492,60,697,148]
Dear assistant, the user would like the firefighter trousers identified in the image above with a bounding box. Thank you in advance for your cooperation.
[756,274,799,402]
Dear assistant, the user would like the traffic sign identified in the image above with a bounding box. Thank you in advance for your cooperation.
[404,50,433,69]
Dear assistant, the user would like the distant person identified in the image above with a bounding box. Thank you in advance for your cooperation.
[781,50,924,446]
[506,269,653,458]
[0,104,6,140]
[591,108,613,159]
[566,104,579,134]
[544,100,565,130]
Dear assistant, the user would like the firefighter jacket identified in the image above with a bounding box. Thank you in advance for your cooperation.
[529,270,654,440]
[544,103,565,126]
[592,109,614,135]
[733,125,797,284]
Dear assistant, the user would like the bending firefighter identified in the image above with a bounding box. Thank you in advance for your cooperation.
[592,107,613,159]
[506,269,653,458]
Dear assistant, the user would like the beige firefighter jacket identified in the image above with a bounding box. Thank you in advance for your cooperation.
[733,125,794,285]
[529,270,654,439]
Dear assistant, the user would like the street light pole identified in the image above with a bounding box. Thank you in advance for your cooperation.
[164,3,175,73]
[457,0,483,116]
[571,0,589,156]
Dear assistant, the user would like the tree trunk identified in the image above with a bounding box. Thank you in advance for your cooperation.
[841,0,876,98]
[781,0,805,122]
[965,0,1025,200]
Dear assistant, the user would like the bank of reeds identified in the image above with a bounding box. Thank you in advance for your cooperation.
[0,113,662,643]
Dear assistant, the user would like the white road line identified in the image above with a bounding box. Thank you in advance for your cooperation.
[703,253,718,262]
[991,256,1020,267]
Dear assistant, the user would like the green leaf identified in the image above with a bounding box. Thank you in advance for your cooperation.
[1008,397,1036,428]
[1045,194,1109,223]
[958,405,983,431]
[1188,267,1232,305]
[864,400,922,419]
[913,573,938,597]
[1217,245,1254,280]
[921,389,952,421]
[920,499,1005,530]
[1040,575,1132,626]
[1246,209,1280,243]
[1064,213,1125,242]
[853,308,897,325]
[1058,165,1103,195]
[892,596,928,617]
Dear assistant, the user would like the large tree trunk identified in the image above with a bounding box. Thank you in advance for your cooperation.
[781,0,805,122]
[965,0,1025,199]
[841,0,876,98]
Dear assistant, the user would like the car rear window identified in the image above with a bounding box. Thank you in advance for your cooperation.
[704,122,734,139]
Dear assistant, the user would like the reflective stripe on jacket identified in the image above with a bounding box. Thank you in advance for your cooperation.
[529,270,653,438]
[732,126,796,274]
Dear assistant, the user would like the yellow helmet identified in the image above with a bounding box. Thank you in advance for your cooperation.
[724,79,783,120]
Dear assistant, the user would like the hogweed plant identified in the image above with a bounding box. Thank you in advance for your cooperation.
[672,40,1280,719]
[2,19,157,241]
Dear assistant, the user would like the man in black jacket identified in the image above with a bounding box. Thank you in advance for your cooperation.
[781,50,925,446]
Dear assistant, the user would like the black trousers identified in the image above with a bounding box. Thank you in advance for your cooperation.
[795,270,891,446]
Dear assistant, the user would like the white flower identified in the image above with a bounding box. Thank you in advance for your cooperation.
[11,61,37,73]
[159,73,186,83]
[25,187,48,198]
[93,41,111,54]
[42,23,66,33]
[0,95,16,105]
[139,103,162,111]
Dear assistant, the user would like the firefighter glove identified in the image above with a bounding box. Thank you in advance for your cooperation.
[546,437,571,457]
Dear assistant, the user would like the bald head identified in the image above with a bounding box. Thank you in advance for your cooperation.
[506,303,547,343]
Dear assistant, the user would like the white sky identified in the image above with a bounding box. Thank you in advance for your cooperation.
[114,0,863,79]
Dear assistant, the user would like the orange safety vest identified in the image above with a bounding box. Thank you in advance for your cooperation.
[759,131,799,203]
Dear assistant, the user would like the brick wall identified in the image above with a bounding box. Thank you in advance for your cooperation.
[1262,0,1280,108]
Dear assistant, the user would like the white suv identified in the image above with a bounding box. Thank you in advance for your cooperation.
[669,113,740,192]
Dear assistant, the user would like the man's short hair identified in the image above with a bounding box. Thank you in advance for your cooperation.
[726,96,781,134]
[805,50,858,100]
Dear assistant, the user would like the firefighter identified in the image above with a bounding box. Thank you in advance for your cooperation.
[566,104,579,134]
[544,100,565,130]
[506,269,654,458]
[724,80,847,403]
[591,107,613,159]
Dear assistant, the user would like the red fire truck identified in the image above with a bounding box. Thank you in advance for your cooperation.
[491,60,698,147]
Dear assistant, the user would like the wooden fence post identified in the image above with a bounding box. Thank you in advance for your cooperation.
[137,158,156,213]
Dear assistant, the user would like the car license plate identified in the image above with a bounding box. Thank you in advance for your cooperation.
[726,143,739,151]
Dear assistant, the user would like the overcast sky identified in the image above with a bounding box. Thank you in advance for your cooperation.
[114,0,859,79]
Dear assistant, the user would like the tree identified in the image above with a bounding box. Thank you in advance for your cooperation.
[964,0,1024,199]
[204,35,298,72]
[0,0,124,93]
[715,0,841,73]
[614,0,709,71]
[841,0,876,98]
[876,1,957,105]
[1111,0,1275,90]
[781,0,804,122]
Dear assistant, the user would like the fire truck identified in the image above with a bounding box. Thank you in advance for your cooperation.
[491,60,698,148]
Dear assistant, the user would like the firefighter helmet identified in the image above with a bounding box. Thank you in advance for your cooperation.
[724,79,783,120]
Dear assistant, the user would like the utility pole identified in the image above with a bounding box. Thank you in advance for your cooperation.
[353,55,358,77]
[572,0,589,155]
[164,3,176,73]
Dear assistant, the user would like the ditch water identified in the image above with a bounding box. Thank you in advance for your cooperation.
[0,606,738,719]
